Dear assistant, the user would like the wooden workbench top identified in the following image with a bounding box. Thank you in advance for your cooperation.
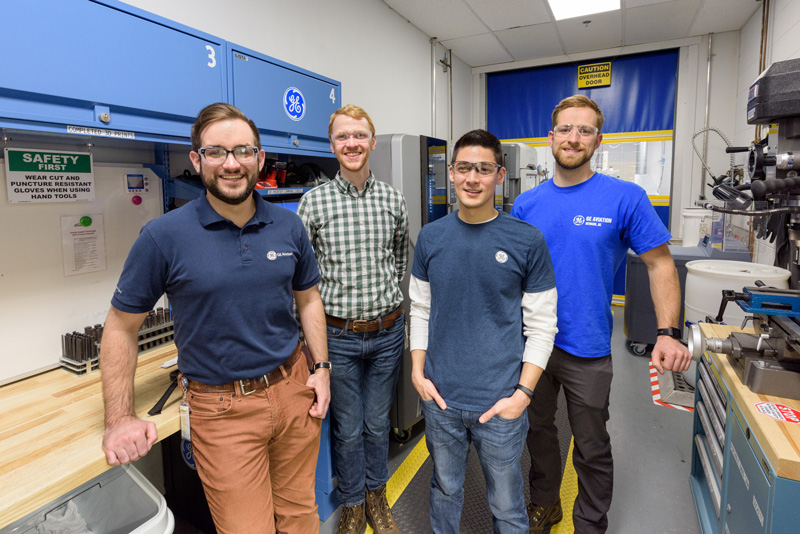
[0,344,181,528]
[700,323,800,481]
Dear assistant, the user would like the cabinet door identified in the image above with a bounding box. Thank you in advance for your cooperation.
[723,413,770,534]
[0,0,226,139]
[227,43,341,155]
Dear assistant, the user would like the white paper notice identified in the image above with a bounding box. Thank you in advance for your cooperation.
[61,215,107,276]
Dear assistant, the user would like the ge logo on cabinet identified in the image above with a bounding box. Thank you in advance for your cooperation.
[284,87,305,121]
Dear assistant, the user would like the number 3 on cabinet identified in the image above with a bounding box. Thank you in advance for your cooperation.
[206,45,216,68]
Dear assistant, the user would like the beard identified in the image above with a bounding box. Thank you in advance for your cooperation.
[553,147,593,171]
[200,164,258,205]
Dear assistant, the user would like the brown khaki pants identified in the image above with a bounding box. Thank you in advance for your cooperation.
[187,356,322,533]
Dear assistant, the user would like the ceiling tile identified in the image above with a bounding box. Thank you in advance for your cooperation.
[625,0,698,45]
[383,0,486,40]
[496,23,565,61]
[464,0,552,31]
[626,0,675,7]
[555,11,623,55]
[441,32,515,66]
[383,0,761,67]
[689,0,762,35]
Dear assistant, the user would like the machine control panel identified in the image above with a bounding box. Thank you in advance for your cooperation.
[125,173,150,194]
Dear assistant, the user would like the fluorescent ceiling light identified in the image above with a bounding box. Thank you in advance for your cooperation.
[548,0,620,21]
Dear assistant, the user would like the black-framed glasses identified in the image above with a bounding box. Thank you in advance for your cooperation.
[197,146,259,164]
[451,161,501,176]
[552,124,599,138]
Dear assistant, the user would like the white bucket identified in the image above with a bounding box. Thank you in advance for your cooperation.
[684,260,791,327]
[681,207,713,246]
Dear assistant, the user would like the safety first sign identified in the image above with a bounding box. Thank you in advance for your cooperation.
[755,402,800,424]
[578,62,611,89]
[5,147,95,203]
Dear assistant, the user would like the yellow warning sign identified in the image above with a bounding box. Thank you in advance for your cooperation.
[578,62,611,89]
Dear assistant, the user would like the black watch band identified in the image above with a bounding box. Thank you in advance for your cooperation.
[313,361,332,373]
[656,327,681,339]
[514,384,534,400]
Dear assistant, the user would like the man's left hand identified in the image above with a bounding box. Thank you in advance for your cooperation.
[306,369,330,419]
[478,390,530,424]
[651,335,691,374]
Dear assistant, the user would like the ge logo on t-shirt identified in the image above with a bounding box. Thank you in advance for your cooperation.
[573,215,585,226]
[267,251,277,260]
[495,251,508,263]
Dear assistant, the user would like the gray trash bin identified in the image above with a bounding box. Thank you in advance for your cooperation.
[1,465,174,534]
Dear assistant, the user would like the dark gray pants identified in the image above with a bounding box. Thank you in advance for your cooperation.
[526,346,614,534]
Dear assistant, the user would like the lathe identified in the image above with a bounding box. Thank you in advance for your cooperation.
[688,284,800,400]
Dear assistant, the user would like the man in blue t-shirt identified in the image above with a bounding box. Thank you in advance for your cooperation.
[409,129,558,533]
[511,95,691,533]
[99,103,330,533]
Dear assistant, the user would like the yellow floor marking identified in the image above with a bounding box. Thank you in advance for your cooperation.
[371,434,579,533]
[551,438,576,533]
[366,436,430,533]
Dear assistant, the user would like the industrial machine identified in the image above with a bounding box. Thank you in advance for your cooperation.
[371,134,448,441]
[699,58,800,287]
[687,283,800,400]
[680,58,800,399]
[501,142,542,212]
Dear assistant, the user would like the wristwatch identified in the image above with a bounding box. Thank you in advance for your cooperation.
[313,361,332,373]
[656,327,681,340]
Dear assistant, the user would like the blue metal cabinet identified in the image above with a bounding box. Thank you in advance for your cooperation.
[0,0,227,142]
[315,415,339,521]
[690,333,800,534]
[690,356,724,532]
[723,404,770,534]
[227,42,341,156]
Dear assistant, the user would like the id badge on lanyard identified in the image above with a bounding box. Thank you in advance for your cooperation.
[180,376,191,441]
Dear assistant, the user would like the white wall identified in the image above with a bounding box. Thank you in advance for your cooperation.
[121,0,465,141]
[0,149,165,384]
[431,41,475,155]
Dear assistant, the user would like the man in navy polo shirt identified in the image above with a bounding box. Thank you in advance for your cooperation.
[100,102,330,534]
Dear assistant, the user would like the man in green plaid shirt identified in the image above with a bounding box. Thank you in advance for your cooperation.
[297,105,408,534]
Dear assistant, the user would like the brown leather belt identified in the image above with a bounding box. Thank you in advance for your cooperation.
[325,307,403,333]
[185,343,302,396]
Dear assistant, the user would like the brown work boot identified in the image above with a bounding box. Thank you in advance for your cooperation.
[337,503,366,534]
[365,485,401,533]
[527,499,562,533]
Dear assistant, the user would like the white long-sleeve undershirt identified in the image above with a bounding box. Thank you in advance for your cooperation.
[408,275,558,369]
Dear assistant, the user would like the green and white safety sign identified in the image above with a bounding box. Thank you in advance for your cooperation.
[5,147,94,203]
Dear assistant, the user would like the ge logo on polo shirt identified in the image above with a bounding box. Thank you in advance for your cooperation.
[284,87,305,121]
[573,215,585,226]
[267,250,294,260]
[495,251,508,264]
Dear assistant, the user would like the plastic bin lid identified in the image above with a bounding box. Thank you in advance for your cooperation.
[685,259,790,280]
[1,465,172,534]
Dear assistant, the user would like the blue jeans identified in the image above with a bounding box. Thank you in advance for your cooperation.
[328,313,405,506]
[422,400,529,534]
